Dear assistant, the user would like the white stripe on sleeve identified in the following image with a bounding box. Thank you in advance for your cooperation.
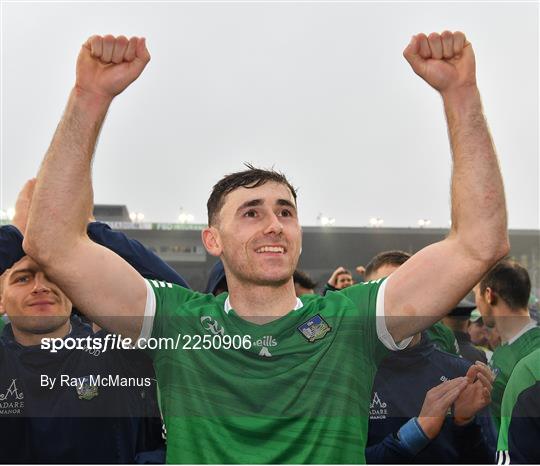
[375,277,413,351]
[136,279,157,345]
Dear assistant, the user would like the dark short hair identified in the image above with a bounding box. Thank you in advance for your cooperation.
[480,259,531,310]
[365,250,412,279]
[207,163,298,226]
[293,270,317,290]
[336,269,352,279]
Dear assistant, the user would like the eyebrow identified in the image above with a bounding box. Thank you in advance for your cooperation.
[9,268,35,279]
[237,198,297,212]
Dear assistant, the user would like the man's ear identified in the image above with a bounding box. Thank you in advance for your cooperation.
[202,227,222,257]
[0,296,5,316]
[485,287,497,306]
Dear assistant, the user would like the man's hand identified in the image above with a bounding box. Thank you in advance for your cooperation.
[12,178,36,235]
[417,377,468,439]
[454,362,494,425]
[327,266,346,287]
[403,31,476,95]
[75,35,151,101]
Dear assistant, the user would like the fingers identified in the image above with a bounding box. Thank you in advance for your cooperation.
[441,30,454,59]
[428,33,443,60]
[403,34,423,69]
[465,364,479,383]
[111,35,129,64]
[135,37,151,64]
[101,35,115,62]
[85,35,103,59]
[125,37,138,62]
[474,361,496,383]
[83,35,149,65]
[476,372,492,391]
[417,34,431,59]
[17,178,37,201]
[405,31,468,61]
[453,31,467,55]
[433,376,468,395]
[423,377,467,415]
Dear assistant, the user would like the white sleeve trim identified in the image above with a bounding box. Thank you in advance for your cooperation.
[375,276,413,351]
[136,279,157,346]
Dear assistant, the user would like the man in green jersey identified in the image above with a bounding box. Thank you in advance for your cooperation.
[496,348,540,464]
[24,31,509,463]
[473,259,540,432]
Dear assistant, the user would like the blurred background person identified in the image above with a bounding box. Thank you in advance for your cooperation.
[443,299,488,364]
[364,250,496,464]
[474,258,540,431]
[293,269,317,296]
[323,266,354,294]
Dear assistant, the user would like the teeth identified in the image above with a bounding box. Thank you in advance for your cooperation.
[256,246,284,253]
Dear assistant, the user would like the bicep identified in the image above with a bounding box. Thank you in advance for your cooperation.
[44,238,147,340]
[383,238,486,342]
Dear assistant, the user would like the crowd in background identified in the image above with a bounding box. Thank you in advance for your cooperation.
[1,210,539,463]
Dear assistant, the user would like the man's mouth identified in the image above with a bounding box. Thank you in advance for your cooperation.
[255,246,286,254]
[28,300,56,307]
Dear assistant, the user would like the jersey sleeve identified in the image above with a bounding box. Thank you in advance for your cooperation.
[339,277,413,358]
[497,350,540,464]
[137,279,198,354]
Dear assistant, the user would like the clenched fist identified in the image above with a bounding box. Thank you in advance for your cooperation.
[403,31,476,94]
[75,35,151,100]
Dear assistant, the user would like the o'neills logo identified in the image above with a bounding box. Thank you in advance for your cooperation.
[0,379,25,415]
[369,392,388,420]
[253,336,277,358]
[253,336,277,348]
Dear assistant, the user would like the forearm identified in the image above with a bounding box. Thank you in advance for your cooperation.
[366,418,430,464]
[25,89,112,260]
[443,86,509,261]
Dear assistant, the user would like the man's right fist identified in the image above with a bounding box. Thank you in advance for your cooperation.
[75,35,151,100]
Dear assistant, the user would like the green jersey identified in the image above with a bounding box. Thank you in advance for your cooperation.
[426,321,460,356]
[497,348,540,464]
[142,279,391,463]
[489,323,540,430]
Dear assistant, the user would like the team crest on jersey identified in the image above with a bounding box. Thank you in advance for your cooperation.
[76,377,99,400]
[297,314,332,342]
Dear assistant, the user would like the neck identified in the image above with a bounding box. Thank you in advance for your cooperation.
[227,278,298,324]
[12,319,71,347]
[493,306,532,343]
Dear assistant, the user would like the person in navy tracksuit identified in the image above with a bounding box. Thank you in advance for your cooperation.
[0,215,189,463]
[366,332,496,464]
[363,250,496,464]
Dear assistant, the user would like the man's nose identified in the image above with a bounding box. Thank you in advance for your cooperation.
[32,273,52,294]
[263,212,283,235]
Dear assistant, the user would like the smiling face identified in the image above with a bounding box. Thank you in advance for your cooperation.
[335,272,353,289]
[0,256,72,342]
[202,181,302,288]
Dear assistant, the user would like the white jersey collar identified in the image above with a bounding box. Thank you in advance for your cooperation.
[506,319,538,345]
[224,296,303,314]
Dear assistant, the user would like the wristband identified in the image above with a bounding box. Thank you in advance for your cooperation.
[397,417,431,455]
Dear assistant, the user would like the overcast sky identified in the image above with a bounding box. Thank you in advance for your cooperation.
[1,1,538,228]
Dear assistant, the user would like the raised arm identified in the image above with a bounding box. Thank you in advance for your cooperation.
[24,35,151,340]
[384,31,509,342]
